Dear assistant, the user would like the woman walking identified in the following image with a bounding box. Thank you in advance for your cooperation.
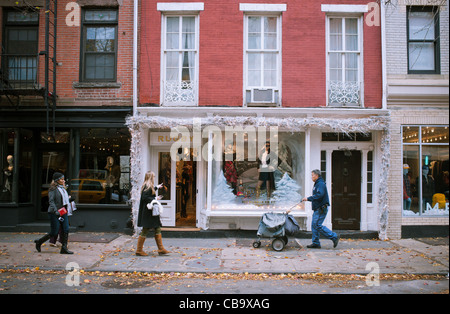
[34,172,73,254]
[136,171,170,256]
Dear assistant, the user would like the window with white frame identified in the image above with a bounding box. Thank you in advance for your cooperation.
[327,16,363,107]
[244,15,281,106]
[161,14,199,106]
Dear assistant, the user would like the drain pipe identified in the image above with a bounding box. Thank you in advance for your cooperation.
[133,0,139,116]
[380,0,387,110]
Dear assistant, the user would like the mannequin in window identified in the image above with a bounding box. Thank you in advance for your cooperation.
[403,164,411,211]
[105,156,121,203]
[257,142,277,199]
[419,165,435,211]
[0,155,13,202]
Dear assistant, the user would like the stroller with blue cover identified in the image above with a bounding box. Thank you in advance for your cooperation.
[252,208,301,251]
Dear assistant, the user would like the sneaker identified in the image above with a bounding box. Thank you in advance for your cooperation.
[306,243,321,249]
[333,234,340,248]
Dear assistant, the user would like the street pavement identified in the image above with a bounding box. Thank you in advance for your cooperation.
[0,232,448,276]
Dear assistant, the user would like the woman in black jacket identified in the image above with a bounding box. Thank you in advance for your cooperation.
[34,172,73,254]
[136,171,170,256]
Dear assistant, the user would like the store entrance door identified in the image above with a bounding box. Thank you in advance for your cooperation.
[331,150,361,230]
[151,147,197,227]
[176,155,197,227]
[152,148,176,226]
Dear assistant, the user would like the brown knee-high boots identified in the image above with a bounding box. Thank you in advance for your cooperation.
[155,234,170,255]
[135,236,148,256]
[135,234,170,256]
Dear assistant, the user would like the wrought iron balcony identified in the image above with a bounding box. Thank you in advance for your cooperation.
[163,80,196,106]
[0,53,44,96]
[328,80,361,107]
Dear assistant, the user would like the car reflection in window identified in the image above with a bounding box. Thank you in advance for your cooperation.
[71,179,106,204]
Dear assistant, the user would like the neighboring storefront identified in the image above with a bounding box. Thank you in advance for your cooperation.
[127,108,390,236]
[0,109,133,231]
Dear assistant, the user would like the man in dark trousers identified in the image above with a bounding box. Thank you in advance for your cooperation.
[302,169,339,249]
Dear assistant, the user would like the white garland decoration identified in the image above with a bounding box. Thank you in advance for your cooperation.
[127,113,391,239]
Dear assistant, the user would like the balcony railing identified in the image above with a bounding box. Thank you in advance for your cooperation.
[0,54,43,95]
[163,80,196,106]
[328,80,361,107]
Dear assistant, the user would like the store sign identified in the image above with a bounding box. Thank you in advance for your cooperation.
[149,132,192,145]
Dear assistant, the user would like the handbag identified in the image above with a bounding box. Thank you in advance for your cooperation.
[147,199,164,216]
[58,207,68,216]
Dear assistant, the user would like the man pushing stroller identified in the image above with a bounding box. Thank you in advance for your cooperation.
[302,169,340,249]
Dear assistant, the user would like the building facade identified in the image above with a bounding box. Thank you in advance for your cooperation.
[129,0,391,237]
[385,0,449,238]
[0,0,134,231]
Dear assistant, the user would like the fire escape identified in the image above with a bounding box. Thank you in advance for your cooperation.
[0,0,58,137]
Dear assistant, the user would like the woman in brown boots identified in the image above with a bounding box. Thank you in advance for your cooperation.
[136,171,170,256]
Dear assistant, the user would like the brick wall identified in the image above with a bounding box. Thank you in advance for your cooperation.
[0,0,133,107]
[139,0,383,108]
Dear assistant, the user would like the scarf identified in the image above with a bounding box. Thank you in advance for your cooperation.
[57,185,70,206]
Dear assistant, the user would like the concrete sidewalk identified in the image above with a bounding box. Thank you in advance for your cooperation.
[0,232,448,275]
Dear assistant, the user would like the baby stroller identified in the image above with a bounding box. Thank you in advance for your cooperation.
[252,209,301,251]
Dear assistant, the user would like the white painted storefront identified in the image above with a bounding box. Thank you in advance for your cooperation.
[127,108,390,237]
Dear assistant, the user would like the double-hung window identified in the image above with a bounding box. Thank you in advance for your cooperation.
[2,10,39,89]
[80,9,118,82]
[327,16,363,106]
[244,15,281,106]
[241,4,285,107]
[407,6,440,74]
[161,15,199,106]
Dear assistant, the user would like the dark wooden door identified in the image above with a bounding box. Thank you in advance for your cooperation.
[332,150,361,230]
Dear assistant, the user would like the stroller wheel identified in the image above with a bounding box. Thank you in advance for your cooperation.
[281,236,288,245]
[272,238,285,251]
[252,241,261,248]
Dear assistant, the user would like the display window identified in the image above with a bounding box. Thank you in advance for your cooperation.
[211,132,305,211]
[402,126,449,216]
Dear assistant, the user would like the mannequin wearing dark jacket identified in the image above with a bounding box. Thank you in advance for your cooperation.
[34,172,73,254]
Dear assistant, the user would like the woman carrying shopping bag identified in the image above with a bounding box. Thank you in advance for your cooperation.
[135,171,170,256]
[34,172,73,254]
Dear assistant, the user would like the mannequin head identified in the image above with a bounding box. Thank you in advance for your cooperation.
[403,164,410,176]
[7,155,13,165]
[106,156,114,167]
[422,165,429,176]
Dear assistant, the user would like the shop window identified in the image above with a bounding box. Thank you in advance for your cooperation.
[0,129,15,203]
[211,132,305,210]
[402,126,449,216]
[74,128,131,205]
[18,129,33,203]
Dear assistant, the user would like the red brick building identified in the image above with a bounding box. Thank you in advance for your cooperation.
[0,0,134,232]
[130,0,390,235]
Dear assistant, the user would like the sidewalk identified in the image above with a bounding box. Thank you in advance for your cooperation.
[0,232,448,275]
